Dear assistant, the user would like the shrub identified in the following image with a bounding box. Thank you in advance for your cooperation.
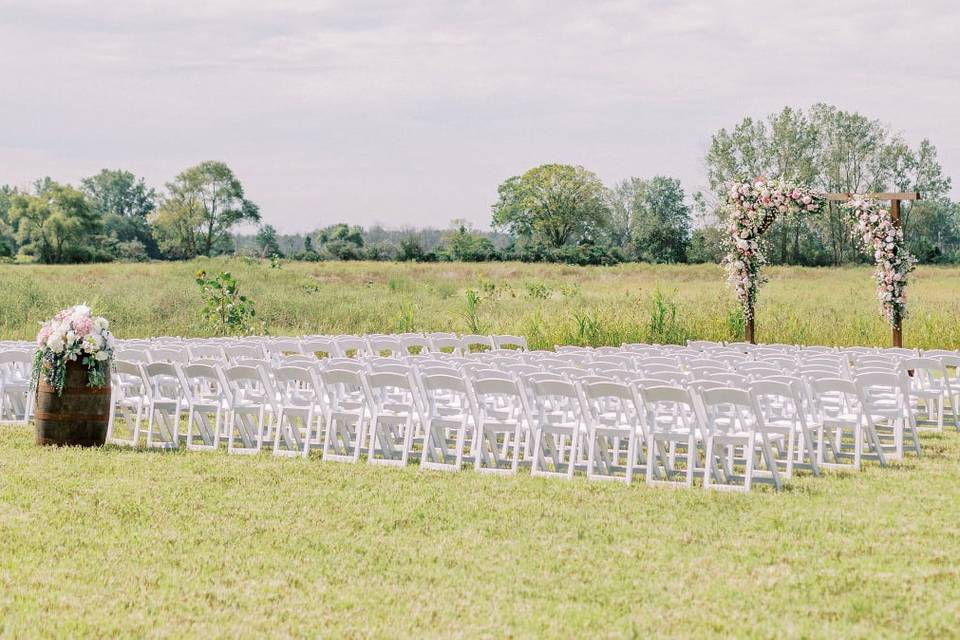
[195,270,256,335]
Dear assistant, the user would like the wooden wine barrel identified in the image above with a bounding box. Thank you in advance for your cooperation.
[35,360,111,447]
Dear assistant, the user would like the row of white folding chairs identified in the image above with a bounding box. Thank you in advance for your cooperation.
[104,353,924,491]
[114,333,529,364]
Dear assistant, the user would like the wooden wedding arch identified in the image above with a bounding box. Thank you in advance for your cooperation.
[744,190,920,348]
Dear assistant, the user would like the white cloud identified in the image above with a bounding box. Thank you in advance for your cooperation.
[0,0,957,232]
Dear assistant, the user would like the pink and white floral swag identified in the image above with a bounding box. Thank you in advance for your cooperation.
[723,178,826,319]
[843,196,916,327]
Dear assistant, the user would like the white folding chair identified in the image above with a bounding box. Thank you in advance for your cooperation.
[471,377,532,475]
[492,335,528,352]
[106,360,149,446]
[581,380,644,483]
[273,366,323,458]
[364,371,424,467]
[900,358,957,431]
[419,373,476,472]
[639,385,702,488]
[223,365,272,454]
[141,362,184,450]
[528,377,587,480]
[809,377,885,471]
[749,379,815,480]
[318,368,368,463]
[700,387,781,492]
[179,363,231,451]
[856,371,920,461]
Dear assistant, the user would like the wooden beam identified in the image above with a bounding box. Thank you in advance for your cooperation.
[823,192,921,202]
[890,199,903,348]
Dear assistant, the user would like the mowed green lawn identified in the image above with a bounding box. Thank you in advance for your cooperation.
[3,260,960,637]
[1,424,959,638]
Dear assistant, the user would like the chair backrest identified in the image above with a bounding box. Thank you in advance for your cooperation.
[400,334,432,355]
[279,354,317,368]
[112,360,147,398]
[274,365,322,407]
[334,336,367,358]
[472,376,531,425]
[301,338,341,359]
[225,344,265,362]
[187,344,225,361]
[319,358,364,373]
[116,348,151,363]
[809,377,861,419]
[179,363,231,404]
[142,361,182,400]
[367,359,412,375]
[749,378,806,428]
[367,336,406,358]
[492,335,528,351]
[148,347,188,364]
[428,333,462,355]
[363,370,422,416]
[854,371,908,415]
[638,385,701,435]
[698,386,755,435]
[419,373,473,418]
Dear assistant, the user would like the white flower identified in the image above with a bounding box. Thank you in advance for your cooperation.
[47,335,65,353]
[95,351,109,361]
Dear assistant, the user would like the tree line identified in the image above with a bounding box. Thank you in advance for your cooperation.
[1,103,955,267]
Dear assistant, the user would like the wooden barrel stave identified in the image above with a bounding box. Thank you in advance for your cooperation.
[34,360,111,447]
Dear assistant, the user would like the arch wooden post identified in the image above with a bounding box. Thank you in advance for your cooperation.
[825,191,919,348]
[890,198,903,348]
[745,307,755,344]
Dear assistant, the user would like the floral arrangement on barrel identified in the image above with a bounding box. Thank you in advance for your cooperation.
[723,177,827,320]
[844,197,916,328]
[31,304,116,395]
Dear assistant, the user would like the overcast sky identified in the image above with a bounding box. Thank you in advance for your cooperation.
[1,0,957,233]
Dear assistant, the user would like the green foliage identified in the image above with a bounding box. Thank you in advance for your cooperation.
[461,289,490,334]
[608,176,691,262]
[726,304,746,341]
[645,287,686,344]
[152,161,260,259]
[256,224,283,258]
[492,164,610,248]
[525,281,551,299]
[8,181,105,263]
[194,270,256,336]
[440,220,499,261]
[394,301,417,333]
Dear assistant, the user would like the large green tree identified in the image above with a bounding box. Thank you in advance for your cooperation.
[0,186,19,257]
[81,169,159,258]
[8,180,102,263]
[151,161,260,258]
[491,164,609,248]
[609,176,691,262]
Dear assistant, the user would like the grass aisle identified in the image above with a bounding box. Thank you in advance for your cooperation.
[1,427,959,638]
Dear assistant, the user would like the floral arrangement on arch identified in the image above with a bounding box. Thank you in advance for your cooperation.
[32,304,115,395]
[723,177,826,318]
[843,197,916,327]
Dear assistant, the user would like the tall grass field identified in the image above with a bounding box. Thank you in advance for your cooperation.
[2,260,960,348]
[2,260,960,637]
